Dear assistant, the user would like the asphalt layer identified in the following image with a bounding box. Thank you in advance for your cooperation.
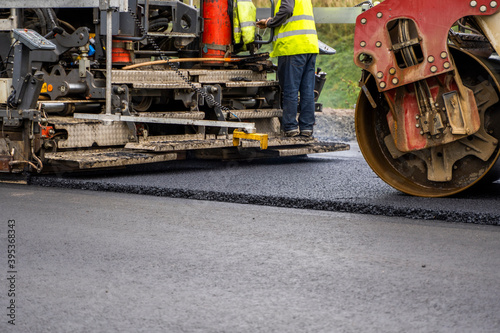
[2,185,500,332]
[29,142,500,225]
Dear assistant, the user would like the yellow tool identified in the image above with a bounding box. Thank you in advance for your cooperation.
[233,130,268,150]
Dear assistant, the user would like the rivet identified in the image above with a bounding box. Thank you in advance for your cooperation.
[376,41,382,48]
[492,1,498,8]
[392,78,399,85]
[377,71,384,79]
[389,67,397,75]
[470,0,478,7]
[428,55,435,63]
[361,18,367,24]
[441,51,448,59]
[380,82,387,89]
[377,12,383,18]
[480,5,487,12]
[416,124,420,128]
[360,41,367,47]
[444,62,451,69]
[420,131,425,135]
[416,115,420,120]
[430,65,438,73]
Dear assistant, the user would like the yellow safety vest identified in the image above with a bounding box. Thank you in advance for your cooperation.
[233,0,256,45]
[271,0,319,57]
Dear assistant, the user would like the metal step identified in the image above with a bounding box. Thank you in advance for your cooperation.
[125,135,346,153]
[226,109,282,119]
[133,111,205,119]
[44,148,179,169]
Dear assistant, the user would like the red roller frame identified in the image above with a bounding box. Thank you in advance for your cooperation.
[354,0,500,92]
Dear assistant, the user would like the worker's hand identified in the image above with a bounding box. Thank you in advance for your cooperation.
[256,17,271,29]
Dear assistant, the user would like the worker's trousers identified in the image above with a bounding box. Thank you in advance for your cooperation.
[277,53,317,132]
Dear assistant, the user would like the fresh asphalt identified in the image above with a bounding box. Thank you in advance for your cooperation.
[29,142,500,224]
[1,184,500,332]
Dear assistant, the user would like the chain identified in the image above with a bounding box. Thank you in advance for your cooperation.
[127,9,241,121]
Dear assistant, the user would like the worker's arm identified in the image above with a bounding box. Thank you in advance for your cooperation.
[256,0,294,29]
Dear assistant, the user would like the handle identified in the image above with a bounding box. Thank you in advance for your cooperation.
[254,0,275,45]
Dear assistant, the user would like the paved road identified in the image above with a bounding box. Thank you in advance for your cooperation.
[1,184,500,332]
[30,142,500,224]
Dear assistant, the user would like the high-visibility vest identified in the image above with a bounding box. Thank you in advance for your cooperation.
[271,0,319,57]
[233,0,256,45]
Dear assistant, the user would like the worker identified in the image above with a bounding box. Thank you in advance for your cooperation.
[257,0,319,137]
[233,0,257,47]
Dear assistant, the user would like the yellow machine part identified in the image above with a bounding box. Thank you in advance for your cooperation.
[233,130,268,150]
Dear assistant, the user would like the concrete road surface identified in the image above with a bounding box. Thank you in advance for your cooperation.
[1,184,500,332]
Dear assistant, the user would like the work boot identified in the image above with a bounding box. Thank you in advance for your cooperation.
[300,130,313,137]
[283,129,300,137]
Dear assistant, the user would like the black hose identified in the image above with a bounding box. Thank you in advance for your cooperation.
[148,18,170,32]
[355,1,374,8]
[33,8,48,35]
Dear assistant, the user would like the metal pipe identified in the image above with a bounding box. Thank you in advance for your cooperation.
[106,8,113,116]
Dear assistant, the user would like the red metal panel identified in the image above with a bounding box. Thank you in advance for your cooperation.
[354,0,500,92]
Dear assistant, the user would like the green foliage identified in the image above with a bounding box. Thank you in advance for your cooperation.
[315,24,360,108]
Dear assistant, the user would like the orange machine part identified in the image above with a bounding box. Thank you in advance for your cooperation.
[112,40,132,64]
[202,0,232,59]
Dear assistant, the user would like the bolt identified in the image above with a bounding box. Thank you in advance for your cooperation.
[377,71,384,79]
[380,82,387,89]
[420,131,424,135]
[361,18,367,24]
[416,115,420,120]
[430,65,438,73]
[480,5,487,12]
[360,41,367,47]
[428,55,435,63]
[377,12,383,18]
[376,41,382,48]
[470,0,478,7]
[492,1,498,8]
[454,165,458,170]
[416,124,420,128]
[444,62,451,69]
[392,78,399,85]
[389,67,397,75]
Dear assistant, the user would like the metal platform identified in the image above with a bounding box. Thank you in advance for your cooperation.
[44,148,179,169]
